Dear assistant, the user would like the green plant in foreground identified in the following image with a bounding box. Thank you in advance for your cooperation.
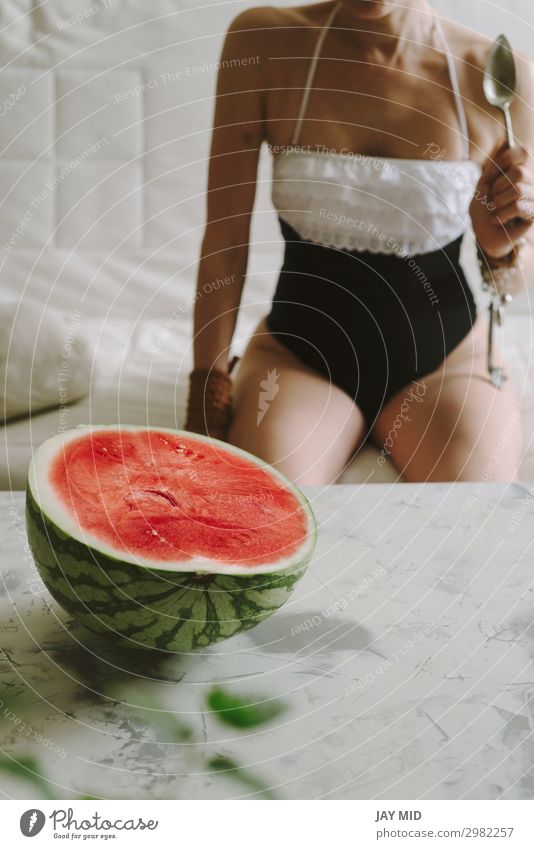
[122,685,288,800]
[0,755,57,799]
[207,688,286,728]
[0,679,288,800]
[0,682,91,800]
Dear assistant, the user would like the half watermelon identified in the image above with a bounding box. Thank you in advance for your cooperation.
[26,426,316,652]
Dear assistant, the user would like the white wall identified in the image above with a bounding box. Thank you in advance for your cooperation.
[432,0,533,55]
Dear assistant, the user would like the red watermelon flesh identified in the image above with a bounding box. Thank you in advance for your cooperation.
[49,429,308,567]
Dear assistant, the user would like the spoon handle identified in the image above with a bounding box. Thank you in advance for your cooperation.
[487,299,495,376]
[501,105,525,229]
[487,297,507,389]
[503,104,515,148]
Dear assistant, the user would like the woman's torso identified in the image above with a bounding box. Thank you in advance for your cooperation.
[264,3,492,254]
[260,2,490,418]
[259,1,496,162]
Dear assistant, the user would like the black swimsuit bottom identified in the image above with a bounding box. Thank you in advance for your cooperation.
[266,216,477,426]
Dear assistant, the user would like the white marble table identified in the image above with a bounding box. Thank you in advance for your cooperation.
[1,484,534,800]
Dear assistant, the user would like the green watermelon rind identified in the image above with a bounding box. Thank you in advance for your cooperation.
[25,479,316,653]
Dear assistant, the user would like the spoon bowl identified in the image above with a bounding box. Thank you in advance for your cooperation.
[483,34,517,145]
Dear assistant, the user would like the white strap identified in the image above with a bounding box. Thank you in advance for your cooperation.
[433,15,471,159]
[291,6,471,159]
[291,2,342,146]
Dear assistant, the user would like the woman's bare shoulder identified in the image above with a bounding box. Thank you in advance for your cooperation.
[228,2,329,27]
[225,3,329,48]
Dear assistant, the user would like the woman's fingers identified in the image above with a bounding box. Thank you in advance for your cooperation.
[492,165,533,195]
[494,143,529,170]
[504,219,534,242]
[487,149,534,228]
[494,200,534,224]
[481,141,509,182]
[491,182,532,209]
[483,142,530,183]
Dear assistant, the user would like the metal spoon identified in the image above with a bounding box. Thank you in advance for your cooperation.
[487,293,506,388]
[483,34,517,147]
[482,34,518,388]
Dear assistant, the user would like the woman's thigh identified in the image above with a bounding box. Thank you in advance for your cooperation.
[227,317,367,485]
[372,317,523,482]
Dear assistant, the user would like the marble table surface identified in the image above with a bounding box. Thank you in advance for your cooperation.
[1,483,534,801]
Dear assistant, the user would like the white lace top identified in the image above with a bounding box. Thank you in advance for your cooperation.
[271,2,482,256]
[272,149,481,256]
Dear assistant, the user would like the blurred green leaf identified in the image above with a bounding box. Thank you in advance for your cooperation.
[207,688,287,728]
[0,756,56,799]
[114,686,193,743]
[0,685,96,800]
[146,709,193,743]
[208,756,278,799]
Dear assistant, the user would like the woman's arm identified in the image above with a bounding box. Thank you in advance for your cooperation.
[193,10,268,373]
[470,55,534,286]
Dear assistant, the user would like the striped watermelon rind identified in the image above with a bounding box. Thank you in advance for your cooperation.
[25,427,316,652]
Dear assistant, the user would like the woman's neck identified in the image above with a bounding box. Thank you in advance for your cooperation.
[334,1,435,60]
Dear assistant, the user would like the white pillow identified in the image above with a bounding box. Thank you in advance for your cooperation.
[0,300,93,422]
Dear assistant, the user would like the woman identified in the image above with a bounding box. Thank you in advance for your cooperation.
[185,0,534,484]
